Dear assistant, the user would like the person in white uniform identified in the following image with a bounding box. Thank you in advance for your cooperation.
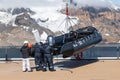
[20,41,32,72]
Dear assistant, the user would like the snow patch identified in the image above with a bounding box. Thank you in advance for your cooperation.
[105,33,110,36]
[23,26,29,31]
[0,12,12,25]
[31,4,78,33]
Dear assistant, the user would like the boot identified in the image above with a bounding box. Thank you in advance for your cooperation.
[28,69,33,72]
[49,68,56,71]
[43,68,47,72]
[23,69,27,72]
[36,65,40,71]
[36,67,40,71]
[42,66,47,72]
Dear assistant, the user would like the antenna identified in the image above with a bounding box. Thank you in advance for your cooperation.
[66,3,69,17]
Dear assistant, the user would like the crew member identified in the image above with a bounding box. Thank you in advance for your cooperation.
[20,40,32,72]
[42,44,56,71]
[34,43,42,71]
[42,35,56,71]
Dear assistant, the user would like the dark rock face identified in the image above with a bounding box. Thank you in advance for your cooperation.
[15,12,36,26]
[81,7,111,13]
[12,7,35,15]
[0,7,35,15]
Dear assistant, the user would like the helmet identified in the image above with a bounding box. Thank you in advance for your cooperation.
[47,35,55,46]
[24,40,29,44]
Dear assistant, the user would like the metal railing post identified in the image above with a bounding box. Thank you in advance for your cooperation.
[5,47,8,61]
[117,45,119,60]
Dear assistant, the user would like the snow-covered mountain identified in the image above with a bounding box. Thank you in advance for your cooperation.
[0,0,120,46]
[0,0,120,27]
[0,7,35,26]
[0,0,120,32]
[30,7,78,33]
[0,2,78,33]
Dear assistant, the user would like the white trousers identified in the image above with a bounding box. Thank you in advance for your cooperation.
[22,58,31,71]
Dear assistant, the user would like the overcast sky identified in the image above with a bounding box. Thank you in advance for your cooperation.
[0,0,62,8]
[112,0,120,5]
[73,0,120,7]
[0,0,120,9]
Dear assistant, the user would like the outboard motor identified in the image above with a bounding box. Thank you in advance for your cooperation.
[47,35,55,46]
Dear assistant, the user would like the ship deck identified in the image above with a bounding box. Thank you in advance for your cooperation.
[0,59,120,80]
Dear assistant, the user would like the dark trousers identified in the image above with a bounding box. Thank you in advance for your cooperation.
[43,54,54,70]
[35,53,41,69]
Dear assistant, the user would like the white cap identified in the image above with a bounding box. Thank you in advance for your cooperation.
[24,40,29,44]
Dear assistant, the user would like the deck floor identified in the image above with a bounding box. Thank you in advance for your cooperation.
[0,59,120,80]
